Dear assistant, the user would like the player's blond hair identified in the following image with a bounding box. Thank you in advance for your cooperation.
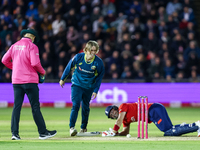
[83,40,99,54]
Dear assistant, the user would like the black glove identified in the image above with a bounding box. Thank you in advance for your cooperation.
[39,74,45,83]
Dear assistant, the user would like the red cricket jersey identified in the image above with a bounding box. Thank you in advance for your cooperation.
[119,103,153,127]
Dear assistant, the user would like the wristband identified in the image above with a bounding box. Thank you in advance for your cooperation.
[113,124,120,132]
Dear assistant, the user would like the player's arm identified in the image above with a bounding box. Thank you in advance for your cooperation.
[113,112,126,134]
[118,125,130,136]
[30,46,45,75]
[1,46,13,69]
[92,61,105,99]
[59,55,76,87]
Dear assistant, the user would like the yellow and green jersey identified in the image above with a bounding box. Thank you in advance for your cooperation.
[61,53,105,93]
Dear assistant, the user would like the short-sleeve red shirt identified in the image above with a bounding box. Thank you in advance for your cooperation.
[119,103,153,127]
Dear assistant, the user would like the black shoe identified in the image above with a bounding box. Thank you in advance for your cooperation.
[11,134,21,140]
[39,130,57,140]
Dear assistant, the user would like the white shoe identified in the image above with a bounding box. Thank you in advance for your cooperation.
[79,129,87,133]
[70,127,77,136]
[195,120,200,137]
[198,129,200,137]
[195,120,200,127]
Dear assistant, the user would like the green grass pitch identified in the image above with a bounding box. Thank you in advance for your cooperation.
[0,107,200,150]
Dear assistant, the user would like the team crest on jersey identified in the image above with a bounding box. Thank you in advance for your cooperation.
[91,66,96,70]
[79,62,82,65]
[131,116,135,122]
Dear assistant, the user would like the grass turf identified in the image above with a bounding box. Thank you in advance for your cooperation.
[0,107,200,150]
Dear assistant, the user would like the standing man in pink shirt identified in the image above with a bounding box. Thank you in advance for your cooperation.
[1,28,57,140]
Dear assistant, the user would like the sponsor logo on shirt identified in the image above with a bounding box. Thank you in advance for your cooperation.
[36,53,39,55]
[78,66,94,73]
[14,45,26,50]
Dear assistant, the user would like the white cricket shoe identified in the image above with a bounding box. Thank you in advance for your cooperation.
[195,120,200,127]
[70,127,77,136]
[198,129,200,137]
[195,120,200,137]
[79,128,87,133]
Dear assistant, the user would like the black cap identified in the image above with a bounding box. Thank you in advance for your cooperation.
[20,28,40,43]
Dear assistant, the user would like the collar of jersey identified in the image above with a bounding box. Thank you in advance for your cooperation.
[84,54,95,64]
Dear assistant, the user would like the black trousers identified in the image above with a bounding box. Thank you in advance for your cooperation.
[11,83,46,135]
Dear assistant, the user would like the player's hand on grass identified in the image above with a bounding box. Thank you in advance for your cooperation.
[91,92,97,100]
[59,80,65,88]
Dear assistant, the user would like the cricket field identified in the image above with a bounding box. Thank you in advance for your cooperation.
[0,107,200,150]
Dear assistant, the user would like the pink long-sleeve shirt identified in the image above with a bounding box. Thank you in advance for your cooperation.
[1,38,45,84]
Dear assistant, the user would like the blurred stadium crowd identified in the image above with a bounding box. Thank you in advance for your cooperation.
[0,0,199,82]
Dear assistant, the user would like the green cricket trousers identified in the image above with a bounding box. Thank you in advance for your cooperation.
[11,83,46,135]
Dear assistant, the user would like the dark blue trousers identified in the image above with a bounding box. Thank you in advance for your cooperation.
[149,103,173,132]
[70,85,94,129]
[12,84,46,135]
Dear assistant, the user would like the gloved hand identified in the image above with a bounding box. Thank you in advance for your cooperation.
[39,74,45,83]
[91,92,97,100]
[102,128,116,137]
[59,80,65,88]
